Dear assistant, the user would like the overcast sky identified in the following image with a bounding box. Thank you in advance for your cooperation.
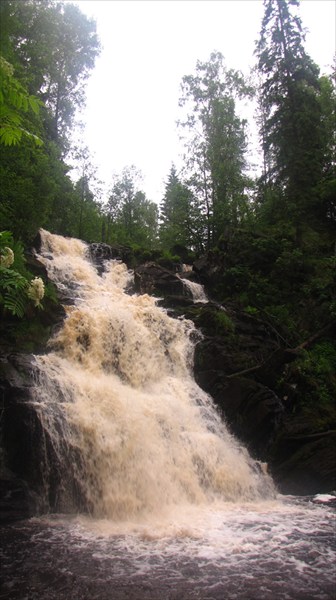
[72,0,335,203]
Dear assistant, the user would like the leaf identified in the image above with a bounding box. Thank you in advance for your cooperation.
[0,273,25,292]
[0,126,22,146]
[3,292,26,317]
[28,96,42,115]
[0,231,14,246]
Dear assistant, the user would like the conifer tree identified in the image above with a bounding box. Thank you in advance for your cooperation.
[159,165,195,251]
[255,0,324,239]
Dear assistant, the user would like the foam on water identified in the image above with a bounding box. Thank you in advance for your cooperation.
[9,230,332,599]
[32,230,275,518]
[4,497,331,599]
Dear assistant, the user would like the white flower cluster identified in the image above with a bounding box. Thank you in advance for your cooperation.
[0,247,14,268]
[27,277,45,307]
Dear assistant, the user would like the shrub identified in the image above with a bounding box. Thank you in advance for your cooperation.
[0,230,45,317]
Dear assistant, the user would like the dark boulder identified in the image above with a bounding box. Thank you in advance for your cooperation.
[0,354,47,518]
[203,374,284,462]
[0,478,38,524]
[193,252,222,286]
[134,262,191,298]
[0,353,74,517]
[88,242,133,274]
[270,426,336,495]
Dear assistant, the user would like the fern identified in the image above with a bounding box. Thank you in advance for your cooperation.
[0,266,28,317]
[2,290,26,318]
[0,230,46,318]
[0,231,13,246]
[0,267,27,290]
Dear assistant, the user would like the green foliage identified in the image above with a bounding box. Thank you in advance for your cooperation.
[244,305,259,316]
[0,1,102,246]
[255,0,329,236]
[1,0,100,146]
[0,266,27,317]
[105,166,158,248]
[178,51,252,247]
[0,230,45,318]
[157,250,181,270]
[212,309,235,335]
[159,165,195,252]
[0,139,65,242]
[0,54,43,146]
[187,305,235,337]
[0,231,28,317]
[222,265,251,294]
[294,341,336,408]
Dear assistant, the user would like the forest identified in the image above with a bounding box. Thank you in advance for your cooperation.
[0,0,335,417]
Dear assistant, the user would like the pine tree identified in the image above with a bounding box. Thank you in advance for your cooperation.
[256,0,324,239]
[159,165,197,252]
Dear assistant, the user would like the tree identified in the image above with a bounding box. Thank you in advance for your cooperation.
[131,191,159,247]
[255,0,325,238]
[0,1,101,243]
[105,166,158,247]
[1,0,100,148]
[178,52,252,248]
[159,165,197,252]
[315,66,336,227]
[0,54,42,147]
[70,143,103,240]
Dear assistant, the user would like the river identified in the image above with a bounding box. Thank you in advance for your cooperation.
[1,230,335,599]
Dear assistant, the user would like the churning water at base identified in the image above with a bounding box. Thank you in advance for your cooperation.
[2,230,334,599]
[1,497,335,599]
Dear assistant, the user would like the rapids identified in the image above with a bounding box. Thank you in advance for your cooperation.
[31,229,275,517]
[1,230,334,600]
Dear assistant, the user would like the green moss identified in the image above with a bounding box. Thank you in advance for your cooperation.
[183,305,235,337]
[212,309,235,334]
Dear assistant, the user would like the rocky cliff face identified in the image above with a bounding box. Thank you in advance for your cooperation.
[0,354,57,521]
[135,260,335,495]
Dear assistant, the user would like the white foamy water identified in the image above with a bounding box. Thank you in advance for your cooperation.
[181,277,209,303]
[32,230,274,517]
[2,498,334,599]
[11,230,333,599]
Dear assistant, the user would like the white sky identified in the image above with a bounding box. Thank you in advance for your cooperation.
[72,0,336,204]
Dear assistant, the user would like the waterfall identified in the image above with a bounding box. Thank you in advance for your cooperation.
[32,230,275,519]
[179,264,208,303]
[181,278,208,303]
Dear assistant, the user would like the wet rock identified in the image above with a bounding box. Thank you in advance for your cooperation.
[181,300,335,494]
[0,354,65,516]
[270,428,336,495]
[210,375,284,461]
[134,262,190,298]
[0,354,43,516]
[193,252,222,285]
[88,242,133,274]
[0,478,39,523]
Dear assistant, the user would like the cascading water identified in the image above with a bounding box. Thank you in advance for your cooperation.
[31,229,274,517]
[179,264,209,303]
[181,277,209,303]
[1,230,334,600]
